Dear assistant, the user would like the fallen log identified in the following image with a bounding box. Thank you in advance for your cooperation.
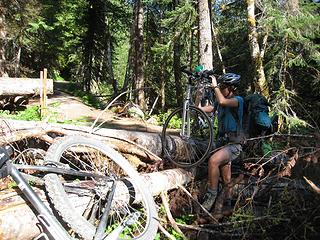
[0,168,193,240]
[0,77,53,96]
[0,119,193,162]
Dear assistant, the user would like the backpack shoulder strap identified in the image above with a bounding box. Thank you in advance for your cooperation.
[230,107,241,134]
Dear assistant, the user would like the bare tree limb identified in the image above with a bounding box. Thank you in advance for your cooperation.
[178,184,218,223]
[158,223,176,240]
[160,191,187,239]
[304,176,320,194]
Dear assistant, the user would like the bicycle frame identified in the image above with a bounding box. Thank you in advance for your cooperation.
[2,160,73,240]
[162,68,216,167]
[181,82,194,138]
[181,75,212,138]
[0,146,133,240]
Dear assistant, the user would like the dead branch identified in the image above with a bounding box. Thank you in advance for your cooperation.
[176,223,242,238]
[160,191,187,239]
[278,151,299,177]
[246,132,315,141]
[158,223,176,240]
[178,184,218,223]
[304,176,320,194]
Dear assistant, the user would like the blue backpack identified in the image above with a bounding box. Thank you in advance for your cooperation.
[243,93,273,137]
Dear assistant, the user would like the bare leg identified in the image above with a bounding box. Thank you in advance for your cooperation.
[202,147,231,211]
[220,164,232,199]
[207,147,230,190]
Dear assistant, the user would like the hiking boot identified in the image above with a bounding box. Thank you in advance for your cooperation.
[201,189,217,212]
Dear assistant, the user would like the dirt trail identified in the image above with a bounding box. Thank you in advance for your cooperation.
[36,84,163,133]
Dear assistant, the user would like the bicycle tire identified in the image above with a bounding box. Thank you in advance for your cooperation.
[162,106,214,168]
[44,135,158,240]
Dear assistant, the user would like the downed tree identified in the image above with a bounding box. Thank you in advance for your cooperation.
[0,119,194,163]
[0,77,53,96]
[0,119,199,239]
[1,119,319,239]
[0,168,193,240]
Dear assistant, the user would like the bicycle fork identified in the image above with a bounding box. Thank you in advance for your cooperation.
[181,84,193,138]
[6,161,73,240]
[181,101,191,138]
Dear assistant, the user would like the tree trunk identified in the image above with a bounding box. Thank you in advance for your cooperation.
[0,7,7,77]
[105,17,118,97]
[159,14,167,111]
[122,10,136,100]
[198,0,213,70]
[246,0,269,98]
[211,26,225,73]
[0,77,53,96]
[0,168,193,240]
[160,57,166,111]
[134,0,145,110]
[189,29,195,69]
[82,0,96,92]
[14,47,21,76]
[0,119,194,162]
[173,0,183,107]
[173,39,183,107]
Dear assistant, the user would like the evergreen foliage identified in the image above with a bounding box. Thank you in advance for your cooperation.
[0,0,319,126]
[260,0,320,127]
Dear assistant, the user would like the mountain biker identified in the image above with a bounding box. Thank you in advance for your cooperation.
[198,73,244,212]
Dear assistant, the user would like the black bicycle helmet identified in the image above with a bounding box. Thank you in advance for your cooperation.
[218,73,241,87]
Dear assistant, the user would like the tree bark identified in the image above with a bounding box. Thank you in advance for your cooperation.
[0,7,7,77]
[0,168,193,240]
[134,0,145,110]
[122,9,136,99]
[173,0,183,107]
[246,0,269,98]
[105,17,118,97]
[198,0,213,70]
[0,119,194,162]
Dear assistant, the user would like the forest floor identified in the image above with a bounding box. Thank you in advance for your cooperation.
[24,82,320,239]
[29,81,163,133]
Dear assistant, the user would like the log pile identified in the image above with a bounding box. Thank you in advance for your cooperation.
[0,77,53,112]
[0,119,195,239]
[0,119,319,239]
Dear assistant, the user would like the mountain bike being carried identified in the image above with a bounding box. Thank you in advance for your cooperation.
[161,65,217,168]
[161,67,244,169]
[198,72,244,212]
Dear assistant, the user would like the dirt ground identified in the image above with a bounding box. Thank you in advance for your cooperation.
[32,84,163,133]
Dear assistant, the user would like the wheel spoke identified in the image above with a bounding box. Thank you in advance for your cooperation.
[44,136,158,240]
[162,106,214,167]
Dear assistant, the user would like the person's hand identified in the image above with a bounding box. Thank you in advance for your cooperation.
[211,76,218,88]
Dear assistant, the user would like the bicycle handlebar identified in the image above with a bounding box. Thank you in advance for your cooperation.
[180,67,215,81]
[181,68,193,76]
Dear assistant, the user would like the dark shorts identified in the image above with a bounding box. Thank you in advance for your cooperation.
[224,143,242,163]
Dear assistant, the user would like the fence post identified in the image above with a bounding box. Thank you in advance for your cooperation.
[40,69,48,118]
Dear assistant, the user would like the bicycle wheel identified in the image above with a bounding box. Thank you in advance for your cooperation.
[43,135,158,240]
[162,106,214,168]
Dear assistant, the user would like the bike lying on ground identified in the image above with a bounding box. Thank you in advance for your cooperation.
[161,67,216,168]
[0,135,158,240]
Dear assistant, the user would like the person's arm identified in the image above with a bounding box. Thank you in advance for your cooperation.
[198,104,214,113]
[211,76,238,107]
